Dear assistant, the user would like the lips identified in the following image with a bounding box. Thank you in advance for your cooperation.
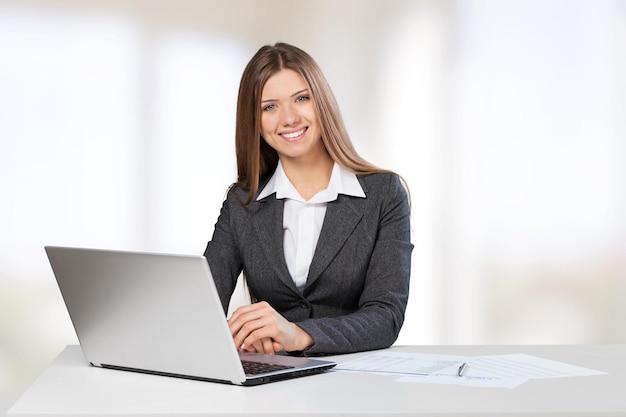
[280,127,307,141]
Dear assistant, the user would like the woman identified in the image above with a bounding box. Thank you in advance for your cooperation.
[204,42,413,356]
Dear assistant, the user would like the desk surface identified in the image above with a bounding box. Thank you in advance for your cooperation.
[8,344,626,417]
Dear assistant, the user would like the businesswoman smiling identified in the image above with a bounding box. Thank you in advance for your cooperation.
[204,42,413,356]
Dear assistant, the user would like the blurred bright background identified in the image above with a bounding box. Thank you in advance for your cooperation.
[1,0,625,413]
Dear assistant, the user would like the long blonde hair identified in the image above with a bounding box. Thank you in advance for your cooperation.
[235,42,391,205]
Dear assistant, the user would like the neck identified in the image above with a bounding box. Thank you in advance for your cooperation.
[281,152,334,201]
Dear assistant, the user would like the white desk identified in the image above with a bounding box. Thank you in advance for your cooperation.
[8,344,626,416]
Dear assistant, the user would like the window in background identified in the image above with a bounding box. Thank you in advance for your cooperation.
[149,35,247,255]
[0,9,142,412]
[445,0,626,344]
[0,11,142,281]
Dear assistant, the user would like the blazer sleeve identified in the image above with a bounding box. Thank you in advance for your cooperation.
[203,185,244,313]
[297,174,413,355]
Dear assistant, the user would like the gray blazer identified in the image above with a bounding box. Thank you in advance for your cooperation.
[204,172,413,355]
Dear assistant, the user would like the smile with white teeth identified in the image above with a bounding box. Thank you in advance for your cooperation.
[281,128,306,140]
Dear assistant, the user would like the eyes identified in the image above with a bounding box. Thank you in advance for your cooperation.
[262,94,311,112]
[262,103,276,112]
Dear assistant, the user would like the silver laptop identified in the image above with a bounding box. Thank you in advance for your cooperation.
[45,246,335,386]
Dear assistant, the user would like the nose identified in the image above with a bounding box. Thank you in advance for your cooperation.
[280,103,298,126]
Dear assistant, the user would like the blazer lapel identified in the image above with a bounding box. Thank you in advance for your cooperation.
[306,194,365,289]
[252,197,300,293]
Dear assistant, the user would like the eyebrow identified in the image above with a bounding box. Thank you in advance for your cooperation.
[261,88,309,103]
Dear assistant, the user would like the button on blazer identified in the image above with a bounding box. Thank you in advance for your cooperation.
[204,172,413,355]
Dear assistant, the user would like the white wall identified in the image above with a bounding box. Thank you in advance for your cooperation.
[1,0,625,412]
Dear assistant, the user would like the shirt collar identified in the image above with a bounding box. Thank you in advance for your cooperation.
[257,160,365,203]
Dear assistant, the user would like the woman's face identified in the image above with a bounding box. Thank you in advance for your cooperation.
[259,69,324,164]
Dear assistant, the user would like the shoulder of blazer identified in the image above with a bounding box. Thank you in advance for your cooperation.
[226,174,276,204]
[224,180,270,212]
[356,172,403,196]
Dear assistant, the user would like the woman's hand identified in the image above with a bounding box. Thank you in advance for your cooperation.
[228,301,314,354]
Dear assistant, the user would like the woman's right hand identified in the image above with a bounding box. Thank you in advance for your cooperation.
[228,301,313,354]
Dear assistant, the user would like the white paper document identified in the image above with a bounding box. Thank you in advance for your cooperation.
[334,352,463,376]
[336,352,607,389]
[458,353,607,379]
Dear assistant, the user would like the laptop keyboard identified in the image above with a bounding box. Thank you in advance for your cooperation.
[242,360,294,375]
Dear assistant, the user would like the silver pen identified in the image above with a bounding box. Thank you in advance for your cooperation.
[457,362,468,377]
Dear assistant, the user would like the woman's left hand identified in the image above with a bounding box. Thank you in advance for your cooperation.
[228,301,313,354]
